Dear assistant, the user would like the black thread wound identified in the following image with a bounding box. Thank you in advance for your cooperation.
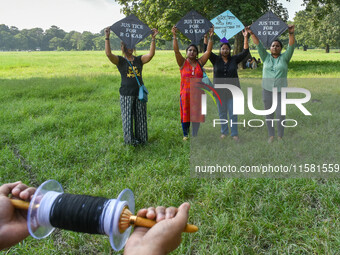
[49,193,109,234]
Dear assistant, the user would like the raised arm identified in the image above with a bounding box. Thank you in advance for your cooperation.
[172,26,185,67]
[246,26,259,45]
[141,28,159,64]
[288,25,295,46]
[243,29,249,50]
[234,29,251,63]
[246,26,268,62]
[105,27,119,65]
[203,34,208,52]
[198,26,214,66]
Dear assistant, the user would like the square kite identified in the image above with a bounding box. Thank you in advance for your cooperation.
[211,10,244,41]
[176,10,213,45]
[110,14,152,49]
[250,11,288,48]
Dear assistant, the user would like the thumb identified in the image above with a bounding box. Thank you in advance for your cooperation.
[172,202,190,230]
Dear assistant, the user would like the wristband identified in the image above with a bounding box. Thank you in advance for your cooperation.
[105,38,110,40]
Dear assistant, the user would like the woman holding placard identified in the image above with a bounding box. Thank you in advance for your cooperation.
[203,30,250,141]
[247,25,295,143]
[172,26,214,140]
[105,27,158,146]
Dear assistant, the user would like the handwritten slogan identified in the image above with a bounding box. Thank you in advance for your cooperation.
[176,10,212,44]
[250,11,288,48]
[111,14,152,49]
[211,10,244,40]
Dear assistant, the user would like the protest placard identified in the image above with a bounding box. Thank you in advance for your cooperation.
[250,11,288,48]
[211,10,244,41]
[176,10,213,45]
[110,14,152,49]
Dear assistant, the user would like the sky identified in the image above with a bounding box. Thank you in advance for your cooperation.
[0,0,125,33]
[1,0,305,33]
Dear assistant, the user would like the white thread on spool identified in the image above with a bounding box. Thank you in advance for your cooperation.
[102,199,116,235]
[37,191,61,227]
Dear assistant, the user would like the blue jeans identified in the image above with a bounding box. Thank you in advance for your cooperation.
[182,122,200,137]
[216,96,238,137]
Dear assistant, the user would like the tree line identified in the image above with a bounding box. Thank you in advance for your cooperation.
[0,25,120,51]
[1,1,339,52]
[0,24,181,51]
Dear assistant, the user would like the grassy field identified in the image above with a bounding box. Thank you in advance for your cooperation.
[0,49,339,254]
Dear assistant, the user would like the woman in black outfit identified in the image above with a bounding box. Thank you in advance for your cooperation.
[105,27,158,146]
[204,30,249,141]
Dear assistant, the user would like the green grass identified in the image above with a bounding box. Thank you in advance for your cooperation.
[0,49,339,254]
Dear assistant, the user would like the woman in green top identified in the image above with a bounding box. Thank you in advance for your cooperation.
[247,25,295,143]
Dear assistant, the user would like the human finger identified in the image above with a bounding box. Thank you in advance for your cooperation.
[155,206,166,222]
[11,183,32,197]
[18,187,36,201]
[146,207,156,219]
[136,208,148,217]
[0,181,22,196]
[165,206,178,219]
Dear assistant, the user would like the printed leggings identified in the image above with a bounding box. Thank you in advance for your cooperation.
[120,95,147,145]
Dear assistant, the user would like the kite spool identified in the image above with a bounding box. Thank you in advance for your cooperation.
[27,179,134,251]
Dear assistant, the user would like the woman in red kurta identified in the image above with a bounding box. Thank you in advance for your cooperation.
[172,26,214,140]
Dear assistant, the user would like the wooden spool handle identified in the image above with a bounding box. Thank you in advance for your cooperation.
[10,199,30,210]
[134,216,198,233]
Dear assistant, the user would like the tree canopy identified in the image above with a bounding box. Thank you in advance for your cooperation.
[115,0,289,42]
[0,25,131,51]
[299,0,340,25]
[294,3,340,52]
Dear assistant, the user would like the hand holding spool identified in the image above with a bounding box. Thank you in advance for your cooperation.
[10,180,198,251]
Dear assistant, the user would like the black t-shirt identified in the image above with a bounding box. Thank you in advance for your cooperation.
[117,56,144,96]
[204,45,249,98]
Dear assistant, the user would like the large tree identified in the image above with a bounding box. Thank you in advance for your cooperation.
[115,0,288,68]
[302,0,340,20]
[294,4,340,52]
[0,25,14,50]
[43,26,66,50]
[293,10,313,51]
